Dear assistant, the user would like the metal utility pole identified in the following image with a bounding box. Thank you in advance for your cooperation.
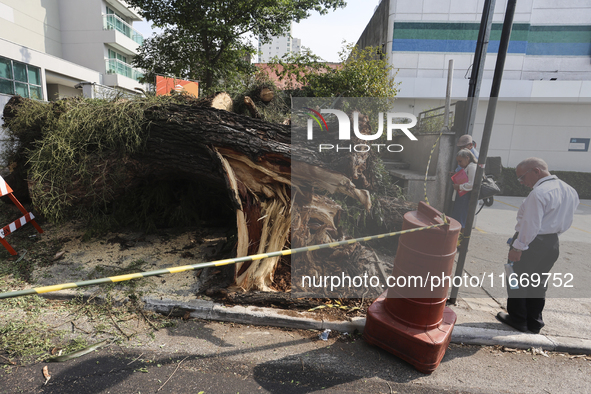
[449,0,517,304]
[443,59,454,130]
[444,0,496,216]
[465,0,497,137]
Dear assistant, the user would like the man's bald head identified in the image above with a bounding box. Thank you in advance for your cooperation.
[517,157,549,173]
[515,157,551,187]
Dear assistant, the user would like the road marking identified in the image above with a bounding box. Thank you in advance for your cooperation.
[571,226,591,235]
[579,202,591,208]
[494,199,520,209]
[475,227,488,233]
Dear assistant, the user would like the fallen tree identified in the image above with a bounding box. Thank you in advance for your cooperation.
[2,95,410,294]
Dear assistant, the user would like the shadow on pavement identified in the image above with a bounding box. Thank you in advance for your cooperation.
[252,339,480,393]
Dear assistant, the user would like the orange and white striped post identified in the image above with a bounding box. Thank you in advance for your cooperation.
[0,175,43,255]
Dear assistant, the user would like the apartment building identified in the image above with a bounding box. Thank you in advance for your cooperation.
[258,23,302,63]
[0,0,146,106]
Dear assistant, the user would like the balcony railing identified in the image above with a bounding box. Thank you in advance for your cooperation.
[416,103,457,133]
[105,58,144,82]
[103,14,144,45]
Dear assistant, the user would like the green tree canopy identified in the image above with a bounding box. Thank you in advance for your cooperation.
[127,0,346,92]
[270,42,399,99]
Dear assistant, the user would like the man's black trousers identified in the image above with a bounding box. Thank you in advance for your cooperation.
[507,233,559,332]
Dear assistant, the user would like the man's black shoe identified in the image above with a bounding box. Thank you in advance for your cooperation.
[496,312,528,332]
[528,325,543,334]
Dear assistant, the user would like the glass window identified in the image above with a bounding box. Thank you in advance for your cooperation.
[108,49,127,63]
[106,6,124,20]
[28,67,40,85]
[105,6,130,37]
[14,82,29,98]
[13,62,28,82]
[105,14,115,29]
[106,59,115,73]
[0,57,42,99]
[0,57,12,79]
[0,79,14,95]
[106,49,134,78]
[29,86,43,100]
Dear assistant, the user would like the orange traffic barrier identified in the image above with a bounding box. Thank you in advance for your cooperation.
[364,202,461,374]
[0,175,43,255]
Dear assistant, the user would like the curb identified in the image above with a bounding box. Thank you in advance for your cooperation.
[36,292,591,355]
[142,297,367,334]
[451,326,591,353]
[142,297,591,355]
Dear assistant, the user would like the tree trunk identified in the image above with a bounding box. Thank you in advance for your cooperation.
[243,96,261,118]
[3,97,380,293]
[219,291,323,309]
[194,92,233,111]
[259,87,274,103]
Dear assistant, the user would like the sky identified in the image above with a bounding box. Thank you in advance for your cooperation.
[132,0,380,63]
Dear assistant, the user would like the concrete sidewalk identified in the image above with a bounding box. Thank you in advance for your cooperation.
[451,196,591,353]
[36,196,590,356]
[137,196,591,355]
[140,291,591,355]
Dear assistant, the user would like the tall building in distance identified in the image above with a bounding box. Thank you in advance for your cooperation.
[257,23,301,63]
[0,0,147,106]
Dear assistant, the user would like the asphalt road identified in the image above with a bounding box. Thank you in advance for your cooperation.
[473,196,591,244]
[2,196,590,393]
[2,319,590,394]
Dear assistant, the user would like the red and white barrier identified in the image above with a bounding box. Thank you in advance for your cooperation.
[0,175,43,255]
[0,176,14,197]
[0,212,36,238]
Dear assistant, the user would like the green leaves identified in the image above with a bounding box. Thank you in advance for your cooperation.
[127,0,346,91]
[5,97,159,223]
[270,42,399,100]
[132,26,255,93]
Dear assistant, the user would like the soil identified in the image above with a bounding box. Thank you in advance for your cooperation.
[0,201,375,322]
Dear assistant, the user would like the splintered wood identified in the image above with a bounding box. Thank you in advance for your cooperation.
[2,95,412,294]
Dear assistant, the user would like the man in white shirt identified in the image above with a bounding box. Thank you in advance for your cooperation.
[496,157,579,334]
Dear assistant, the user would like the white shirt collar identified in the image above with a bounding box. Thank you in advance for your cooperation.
[533,174,557,188]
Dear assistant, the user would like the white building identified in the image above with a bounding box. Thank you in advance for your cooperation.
[0,0,146,106]
[258,23,302,63]
[356,0,591,174]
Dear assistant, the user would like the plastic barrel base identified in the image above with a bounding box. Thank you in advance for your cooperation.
[364,292,457,374]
